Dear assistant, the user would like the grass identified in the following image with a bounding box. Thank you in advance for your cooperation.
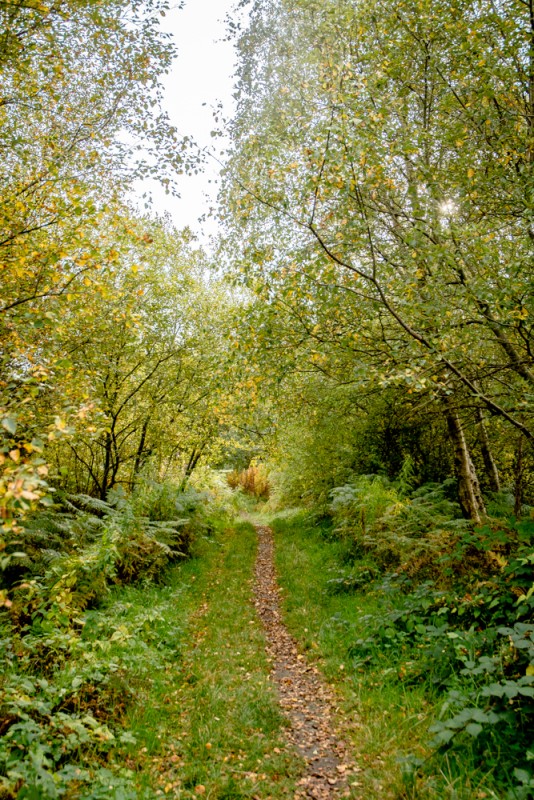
[99,517,301,798]
[269,509,529,799]
[0,514,302,798]
[269,510,440,800]
[5,500,516,798]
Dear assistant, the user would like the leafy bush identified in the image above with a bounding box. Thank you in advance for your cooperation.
[0,591,172,799]
[131,478,206,522]
[0,672,138,799]
[0,479,213,798]
[227,464,270,498]
[5,481,197,590]
[346,518,534,797]
[5,495,191,647]
[329,473,466,570]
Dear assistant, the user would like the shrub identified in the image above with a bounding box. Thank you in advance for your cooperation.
[0,478,212,799]
[227,464,270,498]
[329,473,466,570]
[347,518,534,798]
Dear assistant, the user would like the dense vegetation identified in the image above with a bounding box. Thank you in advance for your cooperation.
[221,0,534,795]
[0,2,250,795]
[1,0,533,798]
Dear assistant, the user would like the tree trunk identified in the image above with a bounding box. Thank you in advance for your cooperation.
[180,446,204,491]
[445,405,486,524]
[131,417,151,488]
[100,431,113,500]
[476,408,501,493]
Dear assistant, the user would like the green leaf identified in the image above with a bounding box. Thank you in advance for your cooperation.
[431,728,455,745]
[2,417,17,435]
[513,768,532,784]
[465,723,483,737]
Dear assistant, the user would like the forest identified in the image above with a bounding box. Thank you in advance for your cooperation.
[0,0,533,798]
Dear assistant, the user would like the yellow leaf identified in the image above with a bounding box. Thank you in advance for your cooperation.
[467,168,475,179]
[527,665,534,676]
[21,490,40,501]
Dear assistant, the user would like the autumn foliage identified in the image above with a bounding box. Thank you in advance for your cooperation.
[227,464,270,499]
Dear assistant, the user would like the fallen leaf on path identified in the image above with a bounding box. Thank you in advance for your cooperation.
[253,525,361,798]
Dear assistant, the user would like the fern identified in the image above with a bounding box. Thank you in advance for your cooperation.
[395,455,416,498]
[329,474,468,571]
[65,493,115,515]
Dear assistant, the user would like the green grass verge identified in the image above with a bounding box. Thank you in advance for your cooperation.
[1,516,301,799]
[120,518,301,798]
[270,511,442,800]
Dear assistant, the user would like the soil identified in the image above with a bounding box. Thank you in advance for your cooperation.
[253,525,358,799]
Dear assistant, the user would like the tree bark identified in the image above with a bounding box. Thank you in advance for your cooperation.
[131,416,151,488]
[445,404,486,524]
[99,431,113,500]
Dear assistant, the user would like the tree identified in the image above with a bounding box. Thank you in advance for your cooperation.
[44,216,237,498]
[222,0,534,519]
[0,0,190,531]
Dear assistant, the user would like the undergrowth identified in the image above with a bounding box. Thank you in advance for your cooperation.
[0,485,301,799]
[0,480,209,798]
[271,487,534,800]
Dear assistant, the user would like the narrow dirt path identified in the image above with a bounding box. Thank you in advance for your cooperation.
[253,524,358,799]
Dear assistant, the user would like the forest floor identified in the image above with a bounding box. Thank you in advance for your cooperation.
[124,518,301,798]
[95,508,520,800]
[4,506,521,799]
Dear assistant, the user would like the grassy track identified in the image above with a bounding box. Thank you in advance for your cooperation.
[119,519,300,798]
[271,511,435,800]
[38,507,523,800]
[6,508,493,798]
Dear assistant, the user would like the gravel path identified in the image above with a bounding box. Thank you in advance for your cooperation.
[253,525,358,799]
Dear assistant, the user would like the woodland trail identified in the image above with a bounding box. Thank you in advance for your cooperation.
[253,525,358,799]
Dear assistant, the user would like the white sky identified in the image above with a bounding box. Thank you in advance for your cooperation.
[137,0,240,244]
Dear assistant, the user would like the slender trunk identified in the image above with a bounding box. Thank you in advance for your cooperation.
[100,431,113,500]
[180,446,204,491]
[131,417,150,488]
[109,456,121,493]
[445,404,486,524]
[476,408,500,493]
